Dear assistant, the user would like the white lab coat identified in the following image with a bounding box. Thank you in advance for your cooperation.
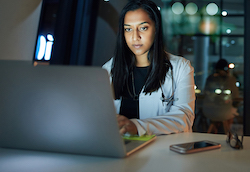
[102,54,195,136]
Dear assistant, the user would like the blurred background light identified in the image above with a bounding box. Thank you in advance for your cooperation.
[44,34,54,60]
[226,28,232,34]
[185,2,198,15]
[35,34,54,61]
[195,89,201,94]
[215,89,222,94]
[194,85,201,94]
[206,3,218,15]
[236,82,240,87]
[229,63,235,69]
[223,90,231,95]
[199,17,217,34]
[36,35,46,60]
[47,34,54,41]
[222,11,228,16]
[172,2,184,15]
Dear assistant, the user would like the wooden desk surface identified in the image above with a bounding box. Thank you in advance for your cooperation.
[0,133,249,172]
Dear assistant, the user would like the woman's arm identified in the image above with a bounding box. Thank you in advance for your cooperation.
[103,56,196,136]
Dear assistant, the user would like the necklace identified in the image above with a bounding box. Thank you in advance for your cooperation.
[127,72,139,101]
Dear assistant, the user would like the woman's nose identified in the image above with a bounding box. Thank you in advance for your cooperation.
[132,30,141,41]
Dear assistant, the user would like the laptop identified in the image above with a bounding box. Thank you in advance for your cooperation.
[0,60,155,158]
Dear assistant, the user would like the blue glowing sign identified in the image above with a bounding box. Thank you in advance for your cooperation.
[35,34,54,61]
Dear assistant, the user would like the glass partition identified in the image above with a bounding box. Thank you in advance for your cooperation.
[159,0,244,135]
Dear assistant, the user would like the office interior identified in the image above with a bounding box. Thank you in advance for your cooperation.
[0,0,249,137]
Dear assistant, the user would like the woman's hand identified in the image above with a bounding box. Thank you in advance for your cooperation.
[117,114,138,135]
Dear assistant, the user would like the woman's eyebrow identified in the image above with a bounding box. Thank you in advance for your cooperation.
[124,22,149,26]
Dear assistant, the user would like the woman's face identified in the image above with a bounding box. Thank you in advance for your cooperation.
[124,8,155,64]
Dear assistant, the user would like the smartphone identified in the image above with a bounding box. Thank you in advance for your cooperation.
[169,140,221,154]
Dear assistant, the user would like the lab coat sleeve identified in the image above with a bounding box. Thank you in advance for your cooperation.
[132,57,196,136]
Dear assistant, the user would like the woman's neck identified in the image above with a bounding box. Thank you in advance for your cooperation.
[135,54,150,67]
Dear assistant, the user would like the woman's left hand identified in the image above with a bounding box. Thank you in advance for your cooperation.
[117,114,138,135]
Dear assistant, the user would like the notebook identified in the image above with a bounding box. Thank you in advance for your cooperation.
[0,60,155,158]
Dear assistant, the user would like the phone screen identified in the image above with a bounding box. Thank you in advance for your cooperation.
[170,140,221,154]
[177,141,215,150]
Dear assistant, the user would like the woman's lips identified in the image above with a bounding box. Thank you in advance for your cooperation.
[133,44,142,49]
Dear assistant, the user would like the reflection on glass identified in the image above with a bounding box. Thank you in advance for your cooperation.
[202,59,240,134]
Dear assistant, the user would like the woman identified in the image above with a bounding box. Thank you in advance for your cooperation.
[103,0,195,136]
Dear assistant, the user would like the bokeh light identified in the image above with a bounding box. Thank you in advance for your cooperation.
[185,3,198,15]
[172,2,184,15]
[206,3,218,15]
[222,11,228,16]
[229,63,235,69]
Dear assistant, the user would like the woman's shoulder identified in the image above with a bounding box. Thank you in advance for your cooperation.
[167,52,190,67]
[166,52,194,76]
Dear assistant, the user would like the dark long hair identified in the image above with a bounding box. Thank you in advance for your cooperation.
[111,0,172,99]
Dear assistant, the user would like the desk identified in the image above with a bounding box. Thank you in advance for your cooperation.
[0,133,249,172]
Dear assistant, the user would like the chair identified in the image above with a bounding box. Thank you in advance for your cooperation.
[202,98,237,134]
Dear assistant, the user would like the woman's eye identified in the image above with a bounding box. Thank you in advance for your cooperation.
[124,28,132,32]
[140,27,148,31]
